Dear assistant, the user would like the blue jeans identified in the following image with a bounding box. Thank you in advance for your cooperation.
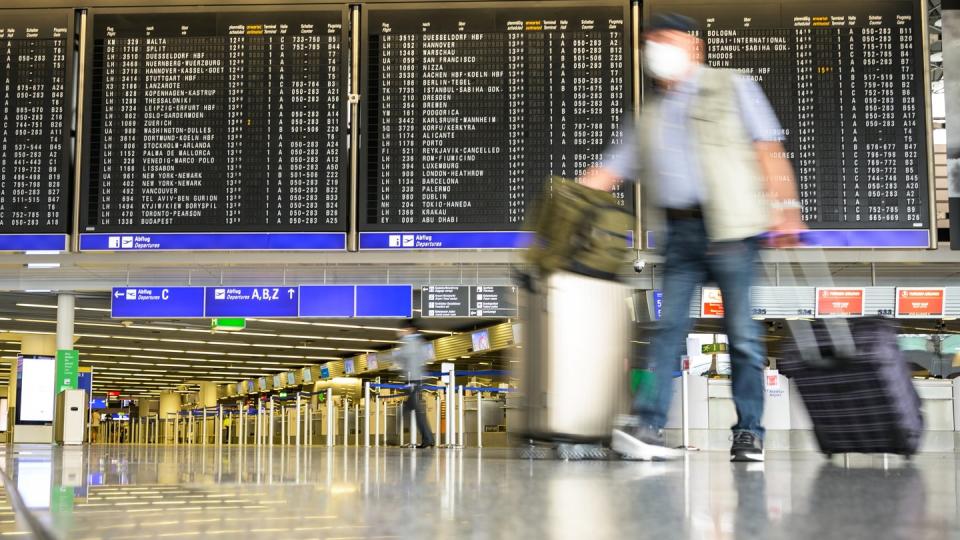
[635,217,766,438]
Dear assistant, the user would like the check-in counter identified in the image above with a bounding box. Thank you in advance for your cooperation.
[915,379,955,452]
[703,374,792,450]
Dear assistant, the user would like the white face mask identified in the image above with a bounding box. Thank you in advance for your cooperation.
[643,41,690,82]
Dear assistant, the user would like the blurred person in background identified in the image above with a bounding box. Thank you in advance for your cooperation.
[395,318,436,448]
[580,12,804,462]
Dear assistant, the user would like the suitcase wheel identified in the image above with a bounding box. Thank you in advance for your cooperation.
[518,444,554,460]
[557,443,608,461]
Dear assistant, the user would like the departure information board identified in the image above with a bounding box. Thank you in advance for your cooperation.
[360,2,632,249]
[646,0,932,248]
[0,10,72,251]
[79,8,349,251]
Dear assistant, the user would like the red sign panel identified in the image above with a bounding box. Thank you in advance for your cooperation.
[107,391,120,397]
[815,288,865,317]
[700,288,724,318]
[896,288,946,318]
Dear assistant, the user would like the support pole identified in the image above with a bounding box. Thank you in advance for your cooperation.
[343,398,349,446]
[399,402,405,447]
[410,408,417,447]
[326,388,334,447]
[364,383,371,447]
[458,386,465,448]
[446,382,454,447]
[202,408,208,446]
[477,392,483,449]
[374,394,380,447]
[434,392,441,445]
[296,394,302,447]
[269,398,275,446]
[354,403,359,447]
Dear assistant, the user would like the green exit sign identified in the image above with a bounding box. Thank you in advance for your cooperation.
[279,392,288,398]
[212,318,246,331]
[701,343,728,354]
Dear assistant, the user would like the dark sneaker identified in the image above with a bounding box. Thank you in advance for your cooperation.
[612,423,682,461]
[730,430,764,462]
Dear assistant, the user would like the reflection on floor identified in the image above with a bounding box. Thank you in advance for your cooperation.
[1,444,957,539]
[0,450,32,537]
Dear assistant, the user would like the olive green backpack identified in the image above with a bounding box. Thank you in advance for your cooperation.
[525,177,633,281]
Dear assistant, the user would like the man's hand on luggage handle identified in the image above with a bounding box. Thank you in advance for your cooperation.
[768,208,806,248]
[579,166,619,192]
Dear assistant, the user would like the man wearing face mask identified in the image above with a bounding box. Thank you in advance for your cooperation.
[581,13,804,462]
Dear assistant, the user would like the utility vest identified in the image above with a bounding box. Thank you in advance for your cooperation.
[637,67,770,243]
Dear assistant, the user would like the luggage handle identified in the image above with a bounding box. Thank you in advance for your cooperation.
[776,236,857,365]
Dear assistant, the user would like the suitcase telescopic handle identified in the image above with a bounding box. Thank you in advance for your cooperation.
[775,237,857,364]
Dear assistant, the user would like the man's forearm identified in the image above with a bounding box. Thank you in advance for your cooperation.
[755,141,802,217]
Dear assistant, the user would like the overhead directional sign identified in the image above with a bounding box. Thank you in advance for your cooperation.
[421,286,518,318]
[355,285,413,318]
[110,287,206,319]
[472,286,517,317]
[110,285,414,319]
[422,286,471,317]
[205,287,299,318]
[299,285,356,317]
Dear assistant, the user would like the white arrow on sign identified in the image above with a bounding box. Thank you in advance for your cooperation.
[114,290,123,298]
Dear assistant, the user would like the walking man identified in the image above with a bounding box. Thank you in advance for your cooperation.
[395,319,436,448]
[581,13,804,462]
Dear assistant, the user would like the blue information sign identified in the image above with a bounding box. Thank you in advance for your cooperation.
[205,287,299,318]
[652,290,663,321]
[359,231,534,250]
[299,285,356,317]
[320,365,330,379]
[111,287,205,318]
[355,285,412,317]
[0,234,68,252]
[80,232,346,251]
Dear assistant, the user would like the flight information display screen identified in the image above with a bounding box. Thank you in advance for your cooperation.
[79,8,348,251]
[0,10,72,247]
[646,0,931,247]
[360,2,632,249]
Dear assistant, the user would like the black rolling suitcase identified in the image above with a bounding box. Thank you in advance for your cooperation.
[779,316,924,456]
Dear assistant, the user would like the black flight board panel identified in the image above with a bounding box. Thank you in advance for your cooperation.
[81,8,348,233]
[647,0,930,231]
[0,11,72,235]
[362,3,632,231]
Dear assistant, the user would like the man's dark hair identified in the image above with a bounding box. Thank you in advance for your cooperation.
[402,318,423,331]
[645,12,700,34]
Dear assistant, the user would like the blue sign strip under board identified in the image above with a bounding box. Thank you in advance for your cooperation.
[0,234,68,252]
[360,231,635,250]
[645,229,930,249]
[80,232,346,251]
[111,285,412,319]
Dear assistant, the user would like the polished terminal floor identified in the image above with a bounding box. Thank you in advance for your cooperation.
[0,445,957,539]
